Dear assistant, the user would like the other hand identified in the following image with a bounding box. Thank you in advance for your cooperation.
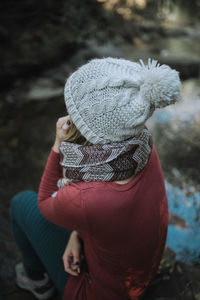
[62,231,82,276]
[55,115,72,143]
[53,115,72,152]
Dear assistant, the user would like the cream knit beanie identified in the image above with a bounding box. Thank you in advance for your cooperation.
[64,57,181,144]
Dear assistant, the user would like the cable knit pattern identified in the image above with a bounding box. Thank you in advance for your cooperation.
[64,57,181,144]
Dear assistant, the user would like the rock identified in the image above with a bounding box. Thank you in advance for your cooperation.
[26,78,63,101]
[169,213,188,228]
[70,39,123,67]
[195,293,200,300]
[164,25,200,39]
[144,247,200,299]
[159,247,177,275]
[121,37,200,80]
[158,56,200,80]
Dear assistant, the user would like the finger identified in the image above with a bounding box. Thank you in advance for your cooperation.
[71,262,80,271]
[65,265,79,276]
[57,115,71,128]
[62,252,74,272]
[72,249,81,266]
[62,119,71,130]
[73,254,80,265]
[64,257,79,276]
[70,261,81,275]
[63,251,80,273]
[56,116,68,127]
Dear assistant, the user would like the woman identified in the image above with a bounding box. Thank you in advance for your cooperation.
[10,57,181,300]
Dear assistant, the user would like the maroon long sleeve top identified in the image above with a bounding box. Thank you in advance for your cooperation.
[38,145,168,300]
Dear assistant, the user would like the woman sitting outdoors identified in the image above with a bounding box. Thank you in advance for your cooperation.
[10,57,181,300]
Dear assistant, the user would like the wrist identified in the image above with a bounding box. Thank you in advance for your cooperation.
[53,139,61,153]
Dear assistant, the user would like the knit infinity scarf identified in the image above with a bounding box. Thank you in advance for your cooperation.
[58,128,152,185]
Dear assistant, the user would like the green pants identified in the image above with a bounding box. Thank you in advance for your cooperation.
[10,190,70,295]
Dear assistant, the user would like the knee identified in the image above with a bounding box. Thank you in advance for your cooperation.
[10,190,37,217]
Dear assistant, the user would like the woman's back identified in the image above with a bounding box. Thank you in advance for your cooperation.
[46,146,169,300]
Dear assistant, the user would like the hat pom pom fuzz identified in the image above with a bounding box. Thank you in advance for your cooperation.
[138,59,181,109]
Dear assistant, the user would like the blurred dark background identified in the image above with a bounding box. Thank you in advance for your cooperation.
[0,0,200,299]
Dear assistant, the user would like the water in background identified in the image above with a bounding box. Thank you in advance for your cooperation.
[166,181,200,263]
[147,78,200,264]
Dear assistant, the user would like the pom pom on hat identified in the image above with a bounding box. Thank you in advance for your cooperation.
[138,58,181,108]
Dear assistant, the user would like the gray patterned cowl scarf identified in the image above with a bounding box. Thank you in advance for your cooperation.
[58,128,152,185]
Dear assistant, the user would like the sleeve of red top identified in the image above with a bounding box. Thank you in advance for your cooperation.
[38,148,87,231]
[38,148,63,200]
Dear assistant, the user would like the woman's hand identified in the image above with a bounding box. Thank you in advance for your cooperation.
[53,115,72,153]
[62,231,82,276]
